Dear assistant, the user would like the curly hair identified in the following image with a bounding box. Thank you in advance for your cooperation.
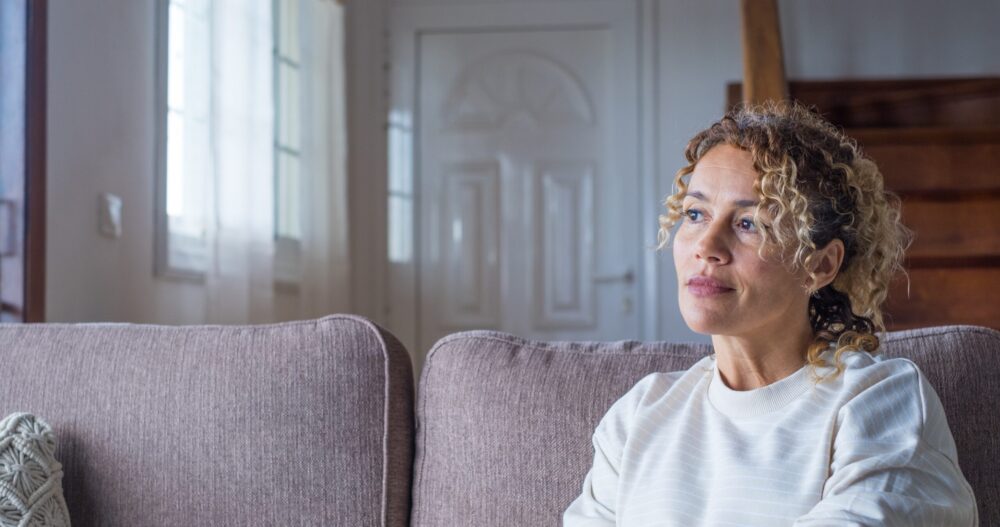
[657,101,912,381]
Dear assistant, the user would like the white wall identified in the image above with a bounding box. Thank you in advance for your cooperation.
[47,0,206,323]
[781,0,1000,78]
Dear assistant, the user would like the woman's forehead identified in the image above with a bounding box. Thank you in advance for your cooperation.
[687,145,758,200]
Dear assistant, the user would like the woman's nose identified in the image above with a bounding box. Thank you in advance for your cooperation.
[695,222,731,264]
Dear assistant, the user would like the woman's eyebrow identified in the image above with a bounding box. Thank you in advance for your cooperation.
[686,190,759,208]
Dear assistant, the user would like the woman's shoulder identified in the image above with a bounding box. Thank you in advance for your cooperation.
[604,356,714,416]
[834,349,925,390]
[592,356,713,442]
[609,355,716,419]
[633,355,714,395]
[828,350,947,440]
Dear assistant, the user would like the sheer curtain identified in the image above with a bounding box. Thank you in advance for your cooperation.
[201,0,350,324]
[297,0,352,318]
[203,0,274,324]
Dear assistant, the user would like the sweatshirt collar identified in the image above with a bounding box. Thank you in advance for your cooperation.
[707,350,833,419]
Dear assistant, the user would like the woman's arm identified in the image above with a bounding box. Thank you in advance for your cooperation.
[794,362,978,527]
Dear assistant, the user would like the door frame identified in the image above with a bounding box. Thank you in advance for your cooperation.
[25,0,45,322]
[387,0,661,368]
[0,0,46,322]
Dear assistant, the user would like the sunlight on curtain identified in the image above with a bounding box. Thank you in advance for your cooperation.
[170,0,349,323]
[205,0,276,323]
[295,0,352,318]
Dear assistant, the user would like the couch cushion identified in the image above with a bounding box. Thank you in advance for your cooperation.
[410,325,999,526]
[0,315,413,527]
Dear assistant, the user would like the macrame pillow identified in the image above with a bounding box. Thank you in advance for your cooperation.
[0,413,71,527]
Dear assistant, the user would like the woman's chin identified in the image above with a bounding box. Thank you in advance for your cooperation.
[680,308,734,336]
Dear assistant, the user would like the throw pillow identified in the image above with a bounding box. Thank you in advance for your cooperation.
[0,413,71,527]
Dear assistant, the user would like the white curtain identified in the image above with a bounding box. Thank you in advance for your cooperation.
[201,0,350,324]
[296,0,352,318]
[204,0,274,324]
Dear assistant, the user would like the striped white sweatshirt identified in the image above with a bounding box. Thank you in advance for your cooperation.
[563,348,978,526]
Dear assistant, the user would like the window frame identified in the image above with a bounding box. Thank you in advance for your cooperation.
[272,0,303,291]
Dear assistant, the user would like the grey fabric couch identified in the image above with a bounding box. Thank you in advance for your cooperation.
[0,315,413,526]
[0,315,996,526]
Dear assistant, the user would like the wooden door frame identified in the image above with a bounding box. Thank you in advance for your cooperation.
[25,0,47,322]
[1,0,46,322]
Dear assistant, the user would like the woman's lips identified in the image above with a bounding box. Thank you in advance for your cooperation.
[686,276,735,297]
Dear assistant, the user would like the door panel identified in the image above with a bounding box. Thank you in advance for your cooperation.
[534,161,594,329]
[439,160,501,329]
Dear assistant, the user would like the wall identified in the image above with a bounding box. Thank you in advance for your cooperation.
[47,0,206,323]
[782,0,1000,78]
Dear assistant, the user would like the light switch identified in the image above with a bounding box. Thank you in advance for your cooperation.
[98,193,122,239]
[0,199,16,256]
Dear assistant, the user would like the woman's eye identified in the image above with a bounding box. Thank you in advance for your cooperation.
[683,208,703,222]
[737,218,757,232]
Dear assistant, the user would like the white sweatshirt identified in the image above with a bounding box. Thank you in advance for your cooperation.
[563,348,978,526]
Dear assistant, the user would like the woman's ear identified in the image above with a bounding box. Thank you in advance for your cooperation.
[806,239,845,292]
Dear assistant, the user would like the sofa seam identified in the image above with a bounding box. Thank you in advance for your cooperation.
[430,333,709,358]
[0,313,366,333]
[363,319,395,527]
[427,328,1000,360]
[885,327,1000,343]
[411,329,446,526]
[316,316,396,527]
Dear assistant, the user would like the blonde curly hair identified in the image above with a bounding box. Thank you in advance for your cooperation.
[657,102,912,381]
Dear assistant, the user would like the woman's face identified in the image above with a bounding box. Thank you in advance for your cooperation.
[673,144,811,339]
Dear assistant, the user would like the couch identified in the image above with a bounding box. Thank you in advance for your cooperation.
[0,315,996,525]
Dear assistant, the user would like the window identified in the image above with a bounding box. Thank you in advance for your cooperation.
[156,0,303,281]
[274,0,302,243]
[272,0,303,289]
[156,0,211,278]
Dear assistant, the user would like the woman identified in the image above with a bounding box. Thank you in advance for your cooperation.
[563,103,978,526]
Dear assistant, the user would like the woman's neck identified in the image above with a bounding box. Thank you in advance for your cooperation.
[710,321,814,391]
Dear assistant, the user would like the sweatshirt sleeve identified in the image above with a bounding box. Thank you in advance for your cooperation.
[794,360,978,527]
[562,373,659,526]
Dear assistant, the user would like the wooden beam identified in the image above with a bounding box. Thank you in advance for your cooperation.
[740,0,787,105]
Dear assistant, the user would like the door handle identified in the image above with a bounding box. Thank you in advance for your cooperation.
[592,268,634,284]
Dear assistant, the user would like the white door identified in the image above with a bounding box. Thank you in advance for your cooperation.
[389,3,642,364]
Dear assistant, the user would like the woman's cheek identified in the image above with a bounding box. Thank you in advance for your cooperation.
[672,229,689,262]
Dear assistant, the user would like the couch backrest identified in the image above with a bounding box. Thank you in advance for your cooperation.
[410,325,1000,526]
[0,315,414,527]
